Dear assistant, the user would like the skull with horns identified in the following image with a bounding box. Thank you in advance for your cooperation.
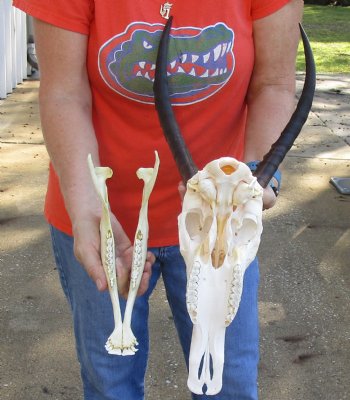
[153,17,315,395]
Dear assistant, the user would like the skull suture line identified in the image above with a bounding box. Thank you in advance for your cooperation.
[153,17,315,395]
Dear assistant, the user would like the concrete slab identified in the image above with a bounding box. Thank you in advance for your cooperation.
[0,74,349,400]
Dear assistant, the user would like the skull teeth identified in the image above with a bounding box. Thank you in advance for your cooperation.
[225,268,243,325]
[186,262,201,321]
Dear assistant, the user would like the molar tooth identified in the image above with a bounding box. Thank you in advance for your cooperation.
[192,266,201,275]
[188,281,198,289]
[192,270,200,277]
[228,297,237,306]
[189,289,198,296]
[228,306,235,315]
[187,299,197,307]
[187,288,198,296]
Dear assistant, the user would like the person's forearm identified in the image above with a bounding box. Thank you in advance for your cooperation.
[39,85,100,223]
[243,0,303,163]
[243,82,295,163]
[33,18,101,225]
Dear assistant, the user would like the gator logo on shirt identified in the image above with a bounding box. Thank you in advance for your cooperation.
[98,22,235,105]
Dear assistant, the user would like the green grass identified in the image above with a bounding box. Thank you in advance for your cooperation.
[297,5,350,73]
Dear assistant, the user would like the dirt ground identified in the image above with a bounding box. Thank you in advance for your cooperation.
[0,74,349,400]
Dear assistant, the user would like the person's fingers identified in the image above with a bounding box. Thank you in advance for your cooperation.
[73,231,108,291]
[178,181,186,202]
[262,186,277,210]
[137,263,151,296]
[115,254,131,298]
[110,214,132,253]
[146,250,156,265]
[137,253,154,296]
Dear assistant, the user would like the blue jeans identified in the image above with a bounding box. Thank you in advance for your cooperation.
[50,226,259,400]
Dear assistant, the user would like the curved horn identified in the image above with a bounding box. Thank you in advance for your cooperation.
[153,16,198,184]
[254,24,316,188]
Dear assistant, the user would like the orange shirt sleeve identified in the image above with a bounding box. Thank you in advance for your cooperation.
[251,0,292,20]
[12,0,93,34]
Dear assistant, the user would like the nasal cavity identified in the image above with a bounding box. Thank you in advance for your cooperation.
[220,164,236,175]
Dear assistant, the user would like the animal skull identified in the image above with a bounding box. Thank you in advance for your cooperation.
[180,157,263,395]
[153,17,315,396]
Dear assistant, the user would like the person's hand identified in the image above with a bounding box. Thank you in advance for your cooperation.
[72,211,154,297]
[262,185,277,210]
[72,212,107,290]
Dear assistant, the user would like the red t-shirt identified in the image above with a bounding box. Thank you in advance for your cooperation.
[14,0,290,246]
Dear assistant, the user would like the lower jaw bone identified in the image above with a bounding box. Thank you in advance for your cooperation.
[88,155,123,354]
[122,151,160,354]
[88,151,159,356]
[180,157,263,395]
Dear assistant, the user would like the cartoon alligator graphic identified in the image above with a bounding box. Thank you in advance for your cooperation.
[98,22,235,105]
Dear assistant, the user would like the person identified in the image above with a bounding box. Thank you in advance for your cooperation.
[13,0,304,399]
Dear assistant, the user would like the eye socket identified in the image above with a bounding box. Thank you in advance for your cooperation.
[185,210,213,242]
[232,215,258,245]
[143,40,153,49]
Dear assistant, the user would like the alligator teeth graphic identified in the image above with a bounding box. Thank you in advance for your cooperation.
[98,22,235,104]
